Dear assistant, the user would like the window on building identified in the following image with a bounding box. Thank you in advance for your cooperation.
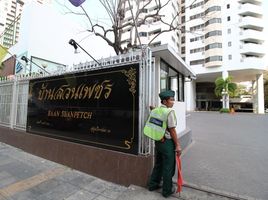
[205,6,221,15]
[140,8,148,13]
[149,29,161,36]
[228,41,232,46]
[228,28,231,34]
[205,30,222,38]
[138,32,147,37]
[190,1,204,9]
[181,36,185,44]
[181,46,185,54]
[190,47,205,54]
[205,56,222,63]
[160,60,184,101]
[227,4,230,9]
[190,23,205,32]
[228,55,232,60]
[181,16,185,23]
[190,59,205,65]
[190,35,204,42]
[205,18,222,27]
[181,26,186,33]
[181,6,185,13]
[150,41,161,47]
[227,16,231,21]
[205,43,222,50]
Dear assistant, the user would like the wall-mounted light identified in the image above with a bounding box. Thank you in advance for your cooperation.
[68,39,101,66]
[21,56,50,75]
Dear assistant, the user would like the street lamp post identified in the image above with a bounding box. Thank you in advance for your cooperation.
[21,56,50,75]
[68,39,101,67]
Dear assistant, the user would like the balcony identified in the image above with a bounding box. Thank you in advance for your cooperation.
[240,43,265,56]
[240,57,266,69]
[239,3,262,18]
[239,16,263,31]
[238,0,262,5]
[240,29,264,43]
[204,61,222,68]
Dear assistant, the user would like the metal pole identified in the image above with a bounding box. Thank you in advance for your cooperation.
[30,58,50,75]
[75,42,101,66]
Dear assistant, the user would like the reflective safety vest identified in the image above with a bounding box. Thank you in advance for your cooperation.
[143,107,173,141]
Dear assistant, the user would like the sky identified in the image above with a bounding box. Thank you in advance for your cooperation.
[50,0,116,61]
[50,0,268,63]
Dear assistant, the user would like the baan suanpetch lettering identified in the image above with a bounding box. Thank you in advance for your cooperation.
[37,80,113,101]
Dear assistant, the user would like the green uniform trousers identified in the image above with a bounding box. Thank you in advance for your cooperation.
[148,139,175,197]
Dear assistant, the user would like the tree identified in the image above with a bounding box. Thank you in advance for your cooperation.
[214,76,237,109]
[59,0,199,55]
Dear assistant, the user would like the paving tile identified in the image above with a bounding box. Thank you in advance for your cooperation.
[9,190,38,200]
[0,176,18,189]
[37,182,78,200]
[30,179,62,195]
[93,195,113,200]
[64,190,98,200]
[0,161,39,180]
[82,179,114,194]
[0,171,11,180]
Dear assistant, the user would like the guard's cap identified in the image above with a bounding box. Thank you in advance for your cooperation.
[159,90,175,100]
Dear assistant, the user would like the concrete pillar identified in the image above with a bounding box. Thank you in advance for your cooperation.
[222,71,229,109]
[222,70,229,79]
[256,74,265,114]
[185,80,196,111]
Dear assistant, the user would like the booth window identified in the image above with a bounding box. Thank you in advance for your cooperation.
[160,60,184,101]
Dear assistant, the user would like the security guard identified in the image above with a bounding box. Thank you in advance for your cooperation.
[146,90,182,198]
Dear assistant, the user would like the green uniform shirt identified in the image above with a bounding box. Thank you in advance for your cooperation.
[160,105,177,139]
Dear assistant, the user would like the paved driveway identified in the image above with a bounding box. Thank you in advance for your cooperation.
[182,112,268,200]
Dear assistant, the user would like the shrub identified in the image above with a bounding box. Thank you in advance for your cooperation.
[219,108,230,113]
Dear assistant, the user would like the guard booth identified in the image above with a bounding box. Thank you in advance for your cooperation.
[0,45,195,186]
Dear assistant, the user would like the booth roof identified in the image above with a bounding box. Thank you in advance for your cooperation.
[151,44,196,79]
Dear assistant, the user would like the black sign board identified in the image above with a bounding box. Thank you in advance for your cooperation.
[27,64,140,154]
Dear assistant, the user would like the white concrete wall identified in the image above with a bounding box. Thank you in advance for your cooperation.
[173,101,186,135]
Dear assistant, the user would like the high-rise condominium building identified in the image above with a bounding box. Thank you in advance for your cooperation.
[181,0,266,113]
[120,0,180,52]
[0,0,24,48]
[0,0,51,48]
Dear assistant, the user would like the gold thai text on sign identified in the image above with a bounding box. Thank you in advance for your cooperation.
[38,80,113,101]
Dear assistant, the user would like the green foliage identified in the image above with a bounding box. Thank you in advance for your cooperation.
[234,84,251,97]
[219,108,230,113]
[214,76,237,97]
[264,78,268,108]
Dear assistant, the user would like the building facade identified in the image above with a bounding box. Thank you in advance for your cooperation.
[119,0,194,101]
[181,0,266,113]
[120,0,181,52]
[0,0,51,48]
[0,0,24,48]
